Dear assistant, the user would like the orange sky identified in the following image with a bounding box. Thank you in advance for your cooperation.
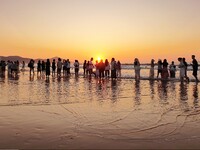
[0,0,200,63]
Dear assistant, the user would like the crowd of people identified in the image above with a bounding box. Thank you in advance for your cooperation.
[82,57,121,79]
[0,55,199,82]
[133,55,199,82]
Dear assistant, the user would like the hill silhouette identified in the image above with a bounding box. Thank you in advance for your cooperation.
[0,56,64,63]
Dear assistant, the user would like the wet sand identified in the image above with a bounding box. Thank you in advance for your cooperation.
[0,72,200,149]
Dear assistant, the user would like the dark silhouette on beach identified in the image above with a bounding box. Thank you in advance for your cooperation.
[192,55,199,82]
[28,59,35,76]
[169,61,176,78]
[111,58,117,80]
[52,59,56,77]
[46,59,51,79]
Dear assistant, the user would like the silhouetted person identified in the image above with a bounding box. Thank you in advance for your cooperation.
[178,57,185,82]
[52,59,56,77]
[0,61,2,75]
[89,57,95,77]
[183,58,189,82]
[86,61,90,76]
[63,60,67,77]
[42,61,46,76]
[111,58,117,80]
[10,61,14,75]
[116,61,121,77]
[83,60,87,76]
[11,61,18,77]
[99,59,105,78]
[134,58,141,80]
[16,60,20,73]
[66,59,70,75]
[37,60,42,76]
[169,61,176,78]
[105,59,110,78]
[192,55,199,82]
[1,60,6,75]
[74,60,79,76]
[95,60,99,78]
[7,60,12,75]
[28,59,34,76]
[57,58,62,77]
[157,59,162,78]
[161,59,169,79]
[46,59,51,78]
[22,61,25,71]
[149,59,155,79]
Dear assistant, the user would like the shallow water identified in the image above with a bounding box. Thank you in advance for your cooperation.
[0,69,200,149]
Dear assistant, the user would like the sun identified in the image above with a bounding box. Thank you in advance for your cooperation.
[97,57,101,62]
[95,55,104,62]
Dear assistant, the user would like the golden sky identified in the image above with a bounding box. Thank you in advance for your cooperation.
[0,0,200,63]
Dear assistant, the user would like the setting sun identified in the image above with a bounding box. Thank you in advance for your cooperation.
[95,55,105,62]
[97,57,101,62]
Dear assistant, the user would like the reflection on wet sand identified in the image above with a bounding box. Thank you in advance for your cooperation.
[149,80,155,100]
[193,83,199,108]
[157,81,168,101]
[1,72,200,149]
[179,82,188,101]
[111,79,118,103]
[134,81,141,105]
[179,82,189,111]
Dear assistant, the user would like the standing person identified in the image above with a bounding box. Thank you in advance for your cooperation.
[46,59,51,79]
[7,60,12,75]
[0,61,2,75]
[28,59,34,76]
[16,60,20,73]
[161,59,169,79]
[178,58,185,81]
[41,61,46,76]
[63,60,67,77]
[1,61,6,75]
[95,60,99,78]
[86,61,90,76]
[149,59,155,79]
[22,61,25,71]
[57,58,62,77]
[169,61,176,78]
[99,59,105,78]
[191,55,199,82]
[89,57,95,77]
[157,59,163,78]
[111,58,117,80]
[83,60,87,76]
[66,59,71,76]
[10,61,14,75]
[134,58,141,80]
[105,59,110,78]
[10,61,18,77]
[183,58,189,82]
[52,59,56,77]
[116,61,121,77]
[37,60,42,76]
[74,60,79,76]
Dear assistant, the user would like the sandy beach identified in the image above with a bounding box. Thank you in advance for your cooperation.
[0,69,200,149]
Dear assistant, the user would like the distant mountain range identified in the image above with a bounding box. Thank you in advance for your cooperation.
[0,56,63,63]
